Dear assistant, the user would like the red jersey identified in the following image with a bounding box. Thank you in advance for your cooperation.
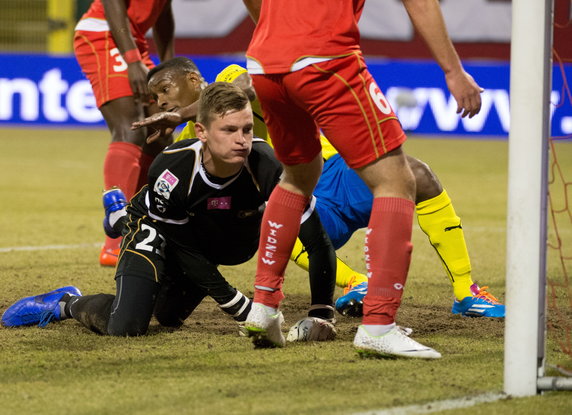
[82,0,168,40]
[246,0,365,74]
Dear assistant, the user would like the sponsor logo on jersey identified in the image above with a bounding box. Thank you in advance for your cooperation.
[154,169,179,200]
[207,196,231,210]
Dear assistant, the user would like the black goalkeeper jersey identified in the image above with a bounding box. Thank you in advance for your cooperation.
[128,138,283,266]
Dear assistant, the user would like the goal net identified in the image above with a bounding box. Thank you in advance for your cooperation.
[504,0,572,395]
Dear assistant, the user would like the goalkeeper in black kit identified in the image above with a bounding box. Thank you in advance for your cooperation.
[1,83,337,344]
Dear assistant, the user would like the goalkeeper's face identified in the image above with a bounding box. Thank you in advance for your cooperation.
[196,106,254,176]
[148,68,204,112]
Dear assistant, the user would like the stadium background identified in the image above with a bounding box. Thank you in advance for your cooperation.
[0,0,571,137]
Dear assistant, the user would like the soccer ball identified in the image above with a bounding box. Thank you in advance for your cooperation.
[286,317,337,342]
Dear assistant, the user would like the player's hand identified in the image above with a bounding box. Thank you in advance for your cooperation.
[127,61,152,105]
[131,111,184,144]
[445,69,483,119]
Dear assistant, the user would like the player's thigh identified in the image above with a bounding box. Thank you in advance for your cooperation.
[315,154,372,205]
[289,54,407,169]
[74,30,154,108]
[107,274,159,336]
[314,201,354,250]
[170,248,239,304]
[334,156,375,228]
[100,96,149,145]
[251,74,322,165]
[154,267,207,327]
[118,220,168,282]
[314,155,372,248]
[107,222,169,335]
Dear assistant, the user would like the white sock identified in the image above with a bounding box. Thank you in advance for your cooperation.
[59,295,79,319]
[363,323,396,336]
[255,302,277,314]
[109,208,127,227]
[58,301,69,319]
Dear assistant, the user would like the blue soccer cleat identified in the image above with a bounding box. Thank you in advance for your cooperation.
[335,281,368,317]
[452,284,505,318]
[103,187,127,239]
[1,286,82,328]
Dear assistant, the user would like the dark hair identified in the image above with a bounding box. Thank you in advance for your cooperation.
[147,56,201,82]
[197,82,250,127]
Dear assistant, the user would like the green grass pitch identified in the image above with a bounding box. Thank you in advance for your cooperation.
[0,127,570,414]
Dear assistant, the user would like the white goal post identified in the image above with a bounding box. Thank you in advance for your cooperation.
[504,0,572,396]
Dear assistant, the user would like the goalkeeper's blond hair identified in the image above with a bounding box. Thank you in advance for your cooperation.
[197,82,250,128]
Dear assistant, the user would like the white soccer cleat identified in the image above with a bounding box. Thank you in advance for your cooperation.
[286,317,337,342]
[353,325,441,359]
[244,302,285,348]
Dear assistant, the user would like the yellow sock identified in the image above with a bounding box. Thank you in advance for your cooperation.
[290,238,367,289]
[416,190,474,300]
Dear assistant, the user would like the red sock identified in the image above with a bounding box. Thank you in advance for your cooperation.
[254,186,309,308]
[362,197,414,325]
[102,142,142,251]
[103,142,142,199]
[137,152,155,191]
[103,235,121,251]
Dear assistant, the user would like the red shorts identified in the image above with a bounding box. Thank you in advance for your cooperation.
[251,53,406,169]
[73,30,154,108]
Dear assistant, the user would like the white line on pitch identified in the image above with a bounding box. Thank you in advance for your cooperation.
[351,392,507,415]
[0,243,101,253]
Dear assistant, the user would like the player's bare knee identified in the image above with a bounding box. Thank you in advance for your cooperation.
[408,156,443,203]
[101,99,148,146]
[281,155,323,196]
[110,125,147,147]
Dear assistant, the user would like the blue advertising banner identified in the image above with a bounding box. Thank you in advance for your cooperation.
[0,53,570,138]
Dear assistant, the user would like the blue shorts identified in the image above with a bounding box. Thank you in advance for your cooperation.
[314,154,373,249]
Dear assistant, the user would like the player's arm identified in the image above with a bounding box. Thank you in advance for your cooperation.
[145,151,190,222]
[401,0,483,118]
[232,73,257,102]
[131,102,198,143]
[102,0,150,103]
[242,0,262,23]
[134,65,255,143]
[152,0,175,62]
